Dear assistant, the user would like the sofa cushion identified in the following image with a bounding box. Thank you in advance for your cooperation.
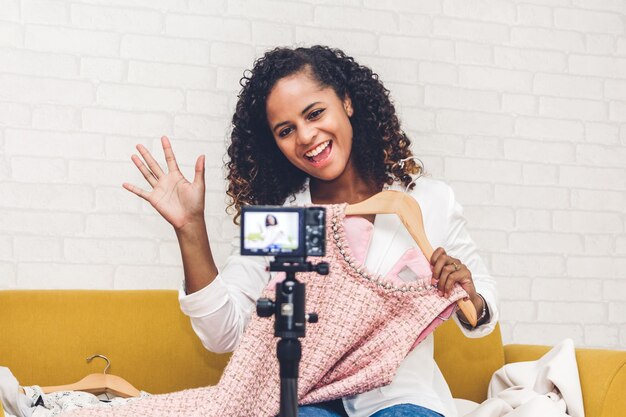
[434,319,505,403]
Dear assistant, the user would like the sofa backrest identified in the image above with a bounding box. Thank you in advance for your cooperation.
[0,290,503,401]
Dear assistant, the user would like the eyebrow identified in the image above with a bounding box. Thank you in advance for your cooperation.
[272,102,321,132]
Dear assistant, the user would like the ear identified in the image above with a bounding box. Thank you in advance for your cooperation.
[343,95,353,117]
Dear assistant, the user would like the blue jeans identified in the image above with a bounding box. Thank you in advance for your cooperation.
[370,404,444,417]
[298,400,444,417]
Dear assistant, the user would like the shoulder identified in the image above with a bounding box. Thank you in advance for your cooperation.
[390,177,457,246]
[392,176,455,211]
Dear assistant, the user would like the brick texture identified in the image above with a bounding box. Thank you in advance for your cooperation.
[0,0,624,350]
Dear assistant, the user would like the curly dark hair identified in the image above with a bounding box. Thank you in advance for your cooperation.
[226,45,422,223]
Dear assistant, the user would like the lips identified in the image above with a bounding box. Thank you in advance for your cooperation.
[305,140,330,157]
[305,140,333,166]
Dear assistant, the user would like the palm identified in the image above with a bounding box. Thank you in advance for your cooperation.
[124,137,206,231]
[149,172,203,229]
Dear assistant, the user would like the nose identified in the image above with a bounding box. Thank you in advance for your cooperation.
[297,124,317,147]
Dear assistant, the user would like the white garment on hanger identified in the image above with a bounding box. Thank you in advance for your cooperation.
[0,367,149,417]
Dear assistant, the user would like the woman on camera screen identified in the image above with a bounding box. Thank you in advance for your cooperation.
[261,214,288,251]
[79,46,499,417]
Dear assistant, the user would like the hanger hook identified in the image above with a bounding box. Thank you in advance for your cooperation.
[393,156,424,192]
[86,354,111,375]
[394,156,424,170]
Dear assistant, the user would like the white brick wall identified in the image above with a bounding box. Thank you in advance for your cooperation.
[0,0,625,350]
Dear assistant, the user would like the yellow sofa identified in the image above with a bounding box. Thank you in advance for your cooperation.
[0,290,624,417]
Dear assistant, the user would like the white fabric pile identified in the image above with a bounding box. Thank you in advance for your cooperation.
[455,339,584,417]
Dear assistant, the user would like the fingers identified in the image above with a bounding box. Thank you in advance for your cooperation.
[161,136,181,173]
[132,136,180,185]
[437,262,456,296]
[430,247,447,279]
[136,144,165,179]
[431,247,468,297]
[193,154,205,187]
[131,154,158,187]
[122,182,150,201]
[444,264,466,296]
[431,247,450,289]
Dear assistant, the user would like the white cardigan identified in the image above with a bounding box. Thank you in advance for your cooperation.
[179,177,499,417]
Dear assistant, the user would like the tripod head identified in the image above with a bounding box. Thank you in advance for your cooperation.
[257,256,328,338]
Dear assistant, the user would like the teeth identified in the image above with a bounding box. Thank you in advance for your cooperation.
[305,141,330,158]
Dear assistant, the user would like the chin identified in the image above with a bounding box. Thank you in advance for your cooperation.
[309,170,342,182]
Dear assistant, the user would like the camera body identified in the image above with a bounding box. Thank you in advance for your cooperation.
[240,206,326,257]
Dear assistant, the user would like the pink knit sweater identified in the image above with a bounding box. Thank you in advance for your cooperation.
[63,204,467,417]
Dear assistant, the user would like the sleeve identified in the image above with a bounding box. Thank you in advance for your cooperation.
[442,185,499,338]
[177,235,272,353]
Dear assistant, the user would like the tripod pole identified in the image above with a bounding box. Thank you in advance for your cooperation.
[257,258,326,417]
[277,338,301,417]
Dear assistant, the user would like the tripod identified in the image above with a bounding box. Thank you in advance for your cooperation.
[256,257,329,417]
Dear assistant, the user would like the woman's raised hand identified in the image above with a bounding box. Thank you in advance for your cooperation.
[123,136,206,231]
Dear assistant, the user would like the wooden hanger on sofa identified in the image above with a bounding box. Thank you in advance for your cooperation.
[345,190,478,327]
[41,354,140,398]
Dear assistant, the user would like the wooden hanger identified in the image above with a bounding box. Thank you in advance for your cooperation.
[41,354,140,398]
[345,190,478,327]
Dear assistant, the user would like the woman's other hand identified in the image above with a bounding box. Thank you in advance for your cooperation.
[430,247,476,299]
[430,247,485,318]
[123,136,206,231]
[431,247,491,326]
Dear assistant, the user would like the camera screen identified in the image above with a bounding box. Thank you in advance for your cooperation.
[241,210,301,256]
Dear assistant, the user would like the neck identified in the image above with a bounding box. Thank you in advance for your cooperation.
[309,172,380,205]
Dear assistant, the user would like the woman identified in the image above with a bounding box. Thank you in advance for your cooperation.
[261,214,287,251]
[121,46,498,416]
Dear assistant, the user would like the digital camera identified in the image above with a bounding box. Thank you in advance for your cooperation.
[240,206,326,257]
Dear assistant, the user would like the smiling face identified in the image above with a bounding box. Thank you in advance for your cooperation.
[266,71,355,183]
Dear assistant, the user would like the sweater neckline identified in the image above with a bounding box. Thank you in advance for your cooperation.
[328,204,435,295]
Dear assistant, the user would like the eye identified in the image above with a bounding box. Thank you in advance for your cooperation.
[278,126,293,138]
[308,108,325,120]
